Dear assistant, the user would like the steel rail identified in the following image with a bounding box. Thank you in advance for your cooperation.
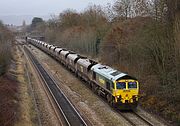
[118,110,154,126]
[133,111,154,126]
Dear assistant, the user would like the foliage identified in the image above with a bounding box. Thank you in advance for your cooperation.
[31,17,44,29]
[104,1,179,125]
[113,0,151,19]
[0,75,18,125]
[0,22,14,75]
[38,5,110,57]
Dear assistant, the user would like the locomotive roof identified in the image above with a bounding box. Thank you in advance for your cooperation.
[91,64,127,81]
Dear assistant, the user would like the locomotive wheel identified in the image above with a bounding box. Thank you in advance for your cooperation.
[107,94,114,107]
[107,94,111,103]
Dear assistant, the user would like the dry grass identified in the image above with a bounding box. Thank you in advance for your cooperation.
[14,46,35,126]
[0,75,19,126]
[0,47,18,126]
[1,45,38,126]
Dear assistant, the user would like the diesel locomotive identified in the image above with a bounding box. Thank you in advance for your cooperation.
[27,37,139,110]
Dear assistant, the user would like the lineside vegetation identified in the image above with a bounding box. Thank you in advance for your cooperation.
[0,21,17,125]
[0,21,14,75]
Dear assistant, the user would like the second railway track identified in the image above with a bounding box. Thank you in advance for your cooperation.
[119,110,154,126]
[24,46,87,126]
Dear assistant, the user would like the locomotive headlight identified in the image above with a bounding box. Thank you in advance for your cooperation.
[117,95,121,99]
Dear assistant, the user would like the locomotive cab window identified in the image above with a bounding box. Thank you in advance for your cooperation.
[128,82,137,89]
[116,82,126,89]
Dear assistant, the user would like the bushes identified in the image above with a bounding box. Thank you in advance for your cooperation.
[100,17,152,76]
[0,22,14,75]
[39,5,109,57]
[100,17,180,125]
[55,26,98,56]
[0,75,18,125]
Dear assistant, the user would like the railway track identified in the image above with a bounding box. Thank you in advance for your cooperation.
[24,46,87,126]
[119,110,154,126]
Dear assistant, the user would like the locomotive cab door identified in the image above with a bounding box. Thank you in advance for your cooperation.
[93,71,96,80]
[106,81,110,90]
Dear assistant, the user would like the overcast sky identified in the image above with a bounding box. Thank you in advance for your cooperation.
[0,0,114,25]
[0,0,114,15]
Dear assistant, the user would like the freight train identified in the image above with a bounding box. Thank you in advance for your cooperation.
[27,37,139,110]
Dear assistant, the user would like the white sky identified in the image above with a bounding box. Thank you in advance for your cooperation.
[0,0,114,16]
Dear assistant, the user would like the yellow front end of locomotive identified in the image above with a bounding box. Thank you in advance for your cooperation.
[112,80,139,108]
